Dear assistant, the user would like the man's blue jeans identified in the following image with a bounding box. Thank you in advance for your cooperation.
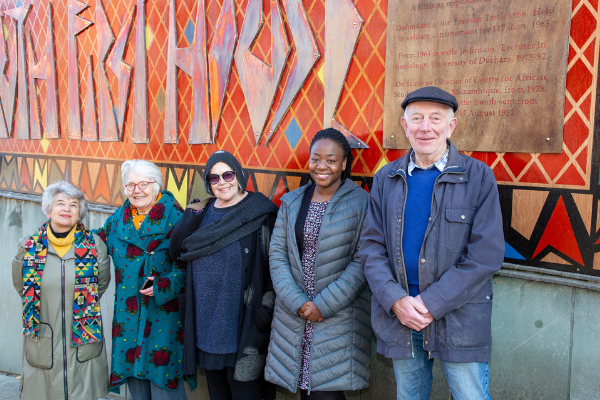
[392,331,491,400]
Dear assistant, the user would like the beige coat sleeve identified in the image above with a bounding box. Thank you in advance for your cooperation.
[94,234,111,299]
[12,238,27,297]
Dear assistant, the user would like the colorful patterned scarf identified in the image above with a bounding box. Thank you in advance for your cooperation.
[22,221,102,346]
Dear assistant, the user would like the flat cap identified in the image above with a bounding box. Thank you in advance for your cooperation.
[401,86,459,112]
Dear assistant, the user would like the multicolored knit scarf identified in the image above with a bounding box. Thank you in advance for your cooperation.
[22,221,102,346]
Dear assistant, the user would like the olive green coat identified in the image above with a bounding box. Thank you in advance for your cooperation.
[12,233,111,400]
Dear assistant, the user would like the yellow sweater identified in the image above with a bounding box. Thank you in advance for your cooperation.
[47,227,76,258]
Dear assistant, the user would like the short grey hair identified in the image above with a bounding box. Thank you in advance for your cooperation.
[41,181,88,220]
[121,160,163,194]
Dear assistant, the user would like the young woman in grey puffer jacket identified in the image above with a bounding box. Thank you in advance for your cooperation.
[265,129,372,399]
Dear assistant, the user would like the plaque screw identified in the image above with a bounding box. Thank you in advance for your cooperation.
[353,22,357,26]
[314,52,318,57]
[546,138,550,141]
[390,135,394,138]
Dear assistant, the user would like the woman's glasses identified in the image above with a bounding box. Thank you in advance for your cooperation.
[125,181,154,191]
[206,171,236,185]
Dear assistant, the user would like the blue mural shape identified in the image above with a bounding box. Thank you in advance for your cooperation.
[184,19,195,46]
[505,242,526,260]
[284,118,302,150]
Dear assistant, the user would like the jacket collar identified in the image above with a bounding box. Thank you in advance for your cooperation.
[387,140,466,180]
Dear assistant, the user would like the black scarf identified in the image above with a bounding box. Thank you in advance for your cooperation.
[180,191,279,261]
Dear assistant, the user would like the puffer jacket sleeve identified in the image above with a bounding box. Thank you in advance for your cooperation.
[312,193,369,319]
[360,170,408,315]
[269,199,310,315]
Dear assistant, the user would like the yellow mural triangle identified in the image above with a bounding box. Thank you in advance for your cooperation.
[374,158,389,174]
[145,24,154,50]
[33,159,48,192]
[167,169,188,208]
[40,138,50,152]
[317,63,325,86]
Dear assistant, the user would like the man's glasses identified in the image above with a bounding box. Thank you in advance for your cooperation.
[206,171,236,185]
[125,181,155,192]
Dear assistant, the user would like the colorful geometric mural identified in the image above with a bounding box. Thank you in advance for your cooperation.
[0,0,600,277]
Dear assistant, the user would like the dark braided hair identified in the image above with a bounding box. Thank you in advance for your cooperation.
[309,128,354,183]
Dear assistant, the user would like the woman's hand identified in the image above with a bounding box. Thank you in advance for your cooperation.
[139,276,154,296]
[297,301,324,322]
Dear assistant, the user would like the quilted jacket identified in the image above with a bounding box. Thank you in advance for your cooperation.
[264,179,372,392]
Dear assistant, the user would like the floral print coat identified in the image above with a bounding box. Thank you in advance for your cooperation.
[96,191,195,392]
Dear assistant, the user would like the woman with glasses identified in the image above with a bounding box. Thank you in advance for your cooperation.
[170,150,279,400]
[95,160,195,399]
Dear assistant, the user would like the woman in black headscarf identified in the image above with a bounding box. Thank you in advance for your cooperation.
[170,150,279,400]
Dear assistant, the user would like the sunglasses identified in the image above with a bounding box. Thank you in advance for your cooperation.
[125,181,155,191]
[206,171,236,185]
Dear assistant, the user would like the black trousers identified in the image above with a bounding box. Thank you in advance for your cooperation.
[205,368,263,400]
[300,390,347,400]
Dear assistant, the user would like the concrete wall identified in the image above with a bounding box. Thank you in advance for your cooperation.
[1,196,599,399]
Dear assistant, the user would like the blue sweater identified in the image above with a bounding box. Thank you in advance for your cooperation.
[192,203,243,354]
[402,168,440,296]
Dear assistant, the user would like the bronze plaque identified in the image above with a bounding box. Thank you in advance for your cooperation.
[383,0,571,153]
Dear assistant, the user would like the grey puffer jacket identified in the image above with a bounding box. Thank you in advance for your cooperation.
[265,179,372,393]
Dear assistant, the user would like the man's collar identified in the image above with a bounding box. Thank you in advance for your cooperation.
[408,147,449,176]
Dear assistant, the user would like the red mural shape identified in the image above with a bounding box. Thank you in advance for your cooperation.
[533,196,584,265]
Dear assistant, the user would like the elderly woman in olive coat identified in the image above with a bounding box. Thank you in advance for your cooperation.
[12,181,111,400]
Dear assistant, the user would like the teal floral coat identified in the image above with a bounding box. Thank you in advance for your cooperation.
[96,191,196,392]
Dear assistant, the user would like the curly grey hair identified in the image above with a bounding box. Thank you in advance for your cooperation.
[41,181,88,220]
[121,160,163,195]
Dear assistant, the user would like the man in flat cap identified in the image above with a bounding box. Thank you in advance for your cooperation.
[360,86,504,399]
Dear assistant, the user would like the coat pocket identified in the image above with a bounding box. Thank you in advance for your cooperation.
[25,322,54,370]
[444,207,475,253]
[76,329,104,363]
[444,289,493,350]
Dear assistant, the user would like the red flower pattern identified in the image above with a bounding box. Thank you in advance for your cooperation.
[126,244,143,261]
[148,203,165,225]
[149,347,172,367]
[123,206,132,225]
[114,267,124,284]
[156,277,171,293]
[166,376,181,390]
[112,321,124,338]
[125,296,138,315]
[144,319,152,338]
[125,347,136,365]
[110,372,124,386]
[175,327,184,345]
[147,240,161,252]
[160,299,179,314]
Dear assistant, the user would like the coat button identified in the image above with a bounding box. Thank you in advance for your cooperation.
[245,268,250,273]
[486,295,491,300]
[421,259,426,263]
[244,248,249,253]
[428,217,432,221]
[460,177,464,180]
[461,215,465,219]
[425,341,428,345]
[398,218,401,222]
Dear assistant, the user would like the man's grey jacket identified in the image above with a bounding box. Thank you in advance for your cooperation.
[359,140,504,362]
